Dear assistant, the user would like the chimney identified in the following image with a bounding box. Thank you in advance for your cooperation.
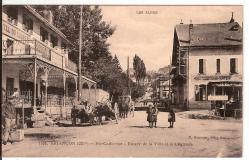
[230,12,235,23]
[189,20,193,43]
[189,20,193,29]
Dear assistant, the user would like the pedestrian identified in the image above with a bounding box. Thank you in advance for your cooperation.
[71,98,79,126]
[71,105,78,126]
[184,99,188,111]
[168,109,176,128]
[114,102,119,124]
[2,88,17,145]
[151,105,159,128]
[12,88,19,99]
[146,105,153,128]
[130,101,135,117]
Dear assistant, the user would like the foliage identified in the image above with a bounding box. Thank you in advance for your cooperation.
[133,54,146,85]
[31,6,145,100]
[94,104,115,118]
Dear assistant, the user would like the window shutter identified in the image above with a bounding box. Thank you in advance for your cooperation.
[203,59,206,74]
[195,85,199,101]
[235,58,238,73]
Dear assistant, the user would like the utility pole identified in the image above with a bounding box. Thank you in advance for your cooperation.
[127,56,131,96]
[78,6,83,101]
[169,56,171,104]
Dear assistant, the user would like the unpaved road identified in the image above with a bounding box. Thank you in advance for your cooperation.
[2,111,242,157]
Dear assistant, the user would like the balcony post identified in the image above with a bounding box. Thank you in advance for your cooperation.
[74,76,78,98]
[33,59,37,111]
[63,71,66,108]
[88,83,91,103]
[34,40,36,55]
[94,84,97,105]
[45,78,48,108]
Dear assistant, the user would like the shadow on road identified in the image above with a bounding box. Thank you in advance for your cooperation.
[56,121,110,127]
[128,125,168,129]
[24,133,67,140]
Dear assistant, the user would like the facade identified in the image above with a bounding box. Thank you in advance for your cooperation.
[2,5,96,118]
[153,65,172,102]
[155,75,170,101]
[171,17,243,109]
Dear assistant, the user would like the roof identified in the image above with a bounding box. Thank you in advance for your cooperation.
[175,22,243,47]
[24,6,72,45]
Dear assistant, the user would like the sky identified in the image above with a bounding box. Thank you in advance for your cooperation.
[101,6,243,71]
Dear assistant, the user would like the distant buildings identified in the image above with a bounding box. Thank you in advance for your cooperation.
[155,65,172,101]
[171,15,243,109]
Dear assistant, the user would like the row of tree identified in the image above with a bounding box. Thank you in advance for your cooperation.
[32,5,146,101]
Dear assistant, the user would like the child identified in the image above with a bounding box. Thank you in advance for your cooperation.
[168,109,175,128]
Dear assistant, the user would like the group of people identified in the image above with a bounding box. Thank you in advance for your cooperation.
[2,88,19,145]
[115,97,135,119]
[71,99,95,126]
[113,102,135,124]
[113,100,135,124]
[146,104,176,128]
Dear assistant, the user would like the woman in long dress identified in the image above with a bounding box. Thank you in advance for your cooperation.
[146,105,153,128]
[151,105,159,128]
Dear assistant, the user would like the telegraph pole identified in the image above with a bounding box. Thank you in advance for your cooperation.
[127,56,131,96]
[78,6,83,101]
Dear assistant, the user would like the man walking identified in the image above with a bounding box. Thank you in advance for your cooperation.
[2,88,17,145]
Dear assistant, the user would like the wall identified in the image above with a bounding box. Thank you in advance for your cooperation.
[2,7,71,69]
[188,47,242,109]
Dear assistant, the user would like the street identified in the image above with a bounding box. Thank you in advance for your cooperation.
[2,111,242,157]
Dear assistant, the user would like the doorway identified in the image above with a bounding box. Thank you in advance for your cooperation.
[6,77,14,96]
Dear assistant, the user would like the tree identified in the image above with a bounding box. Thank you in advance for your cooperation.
[32,6,145,101]
[133,54,146,85]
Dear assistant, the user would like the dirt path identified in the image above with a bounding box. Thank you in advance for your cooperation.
[2,111,242,157]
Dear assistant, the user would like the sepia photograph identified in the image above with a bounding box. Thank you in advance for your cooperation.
[1,4,244,158]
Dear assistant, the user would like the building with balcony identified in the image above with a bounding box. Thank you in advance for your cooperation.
[152,65,174,107]
[171,16,243,110]
[2,5,97,119]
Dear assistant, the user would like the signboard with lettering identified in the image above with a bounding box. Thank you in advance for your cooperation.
[2,20,30,41]
[208,95,228,101]
[194,75,231,81]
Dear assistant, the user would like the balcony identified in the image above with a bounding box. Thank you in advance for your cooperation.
[2,39,77,73]
[2,19,77,73]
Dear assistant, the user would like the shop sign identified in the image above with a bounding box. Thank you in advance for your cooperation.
[208,95,228,101]
[194,75,231,81]
[3,20,30,40]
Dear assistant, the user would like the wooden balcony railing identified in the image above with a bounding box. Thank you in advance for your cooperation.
[2,39,77,72]
[2,20,77,73]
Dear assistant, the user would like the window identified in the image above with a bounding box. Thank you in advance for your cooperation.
[40,27,48,42]
[23,14,33,33]
[216,59,220,73]
[230,58,238,74]
[199,59,206,74]
[195,85,207,101]
[51,35,58,48]
[6,6,18,25]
